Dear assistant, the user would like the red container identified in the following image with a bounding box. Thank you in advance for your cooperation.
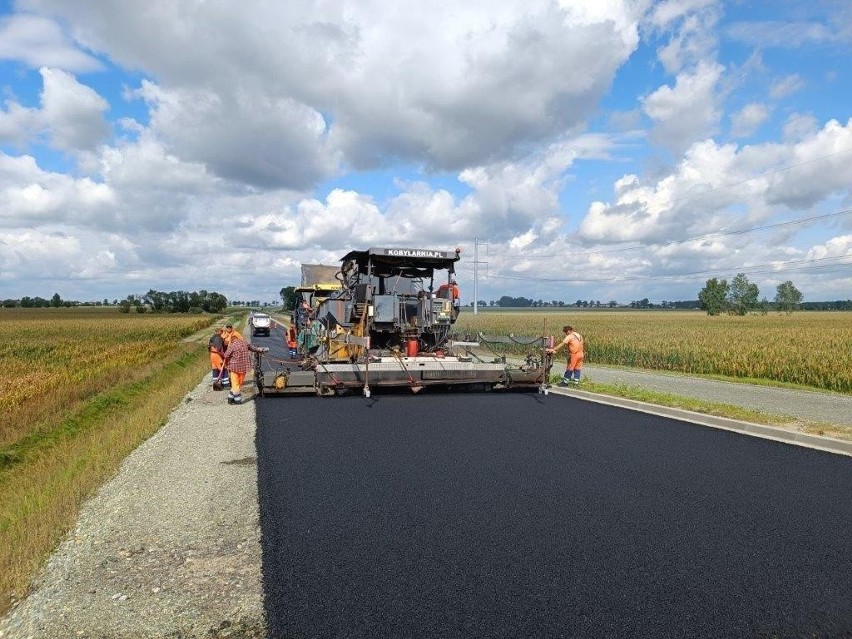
[406,338,419,357]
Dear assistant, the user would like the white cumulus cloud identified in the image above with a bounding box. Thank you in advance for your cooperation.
[730,103,769,139]
[0,13,101,71]
[39,67,110,151]
[580,118,852,247]
[0,68,110,152]
[19,0,641,185]
[642,61,724,154]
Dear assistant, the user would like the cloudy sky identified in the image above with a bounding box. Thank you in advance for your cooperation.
[1,0,850,305]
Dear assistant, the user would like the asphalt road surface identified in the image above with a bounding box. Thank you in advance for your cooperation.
[255,389,852,639]
[250,317,294,370]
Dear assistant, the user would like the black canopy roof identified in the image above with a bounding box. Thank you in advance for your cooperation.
[339,247,460,277]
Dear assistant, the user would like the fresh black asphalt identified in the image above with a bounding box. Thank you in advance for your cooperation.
[255,388,852,639]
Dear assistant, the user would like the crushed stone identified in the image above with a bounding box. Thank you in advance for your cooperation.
[0,377,266,639]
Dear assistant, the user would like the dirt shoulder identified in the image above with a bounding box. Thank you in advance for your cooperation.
[0,378,265,639]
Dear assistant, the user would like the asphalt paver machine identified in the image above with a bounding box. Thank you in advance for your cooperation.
[256,247,553,397]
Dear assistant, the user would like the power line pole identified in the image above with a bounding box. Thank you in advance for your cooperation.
[474,237,478,315]
[473,237,489,315]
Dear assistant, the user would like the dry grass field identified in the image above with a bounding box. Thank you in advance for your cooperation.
[2,308,213,450]
[0,307,217,613]
[455,310,852,393]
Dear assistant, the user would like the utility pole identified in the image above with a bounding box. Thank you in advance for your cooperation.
[474,237,478,315]
[472,237,488,315]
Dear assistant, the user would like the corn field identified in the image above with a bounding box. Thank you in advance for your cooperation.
[0,308,213,450]
[455,310,852,393]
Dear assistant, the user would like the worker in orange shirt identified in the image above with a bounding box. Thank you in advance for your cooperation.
[223,323,243,347]
[546,325,584,386]
[436,279,461,318]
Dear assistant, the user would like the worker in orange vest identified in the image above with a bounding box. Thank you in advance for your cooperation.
[208,328,230,387]
[286,325,298,358]
[223,323,243,347]
[547,325,584,386]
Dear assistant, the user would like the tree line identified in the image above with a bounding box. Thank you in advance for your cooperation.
[8,279,848,315]
[121,289,228,313]
[1,293,74,308]
[1,290,228,313]
[469,276,849,314]
[698,274,804,315]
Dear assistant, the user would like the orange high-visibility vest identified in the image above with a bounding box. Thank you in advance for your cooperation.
[286,326,298,349]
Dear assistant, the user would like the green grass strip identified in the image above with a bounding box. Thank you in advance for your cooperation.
[579,380,785,424]
[566,379,851,440]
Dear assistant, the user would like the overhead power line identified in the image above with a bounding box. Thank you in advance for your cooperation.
[463,148,852,293]
[486,208,852,260]
[650,145,852,208]
[486,255,851,285]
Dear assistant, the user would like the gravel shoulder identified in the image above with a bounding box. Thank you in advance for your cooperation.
[583,364,852,427]
[0,378,265,639]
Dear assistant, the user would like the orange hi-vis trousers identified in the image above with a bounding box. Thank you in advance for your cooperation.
[229,371,246,394]
[569,350,584,371]
[228,371,247,403]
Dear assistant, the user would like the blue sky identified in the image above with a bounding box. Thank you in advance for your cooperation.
[0,0,850,304]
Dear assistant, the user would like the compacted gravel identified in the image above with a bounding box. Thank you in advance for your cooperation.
[0,378,266,639]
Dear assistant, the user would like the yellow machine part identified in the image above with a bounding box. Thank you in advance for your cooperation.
[327,337,350,361]
[328,324,367,361]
